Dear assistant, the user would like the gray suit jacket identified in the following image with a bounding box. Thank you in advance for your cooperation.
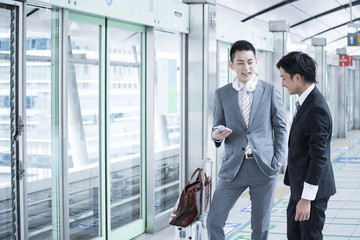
[212,80,287,182]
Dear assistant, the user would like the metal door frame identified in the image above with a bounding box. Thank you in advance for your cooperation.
[0,0,26,239]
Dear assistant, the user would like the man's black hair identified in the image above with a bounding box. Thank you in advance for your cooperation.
[276,51,317,83]
[229,40,256,62]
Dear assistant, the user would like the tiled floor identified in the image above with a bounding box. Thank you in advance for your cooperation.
[135,130,360,240]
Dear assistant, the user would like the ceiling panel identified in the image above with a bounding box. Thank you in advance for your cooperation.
[256,5,309,25]
[291,20,331,39]
[291,0,341,16]
[315,29,344,41]
[347,46,360,55]
[327,37,348,51]
[328,25,349,37]
[337,0,349,4]
[216,0,282,16]
[351,5,360,18]
[319,11,354,26]
[215,0,360,53]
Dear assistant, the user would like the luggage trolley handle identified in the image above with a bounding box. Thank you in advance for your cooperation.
[200,157,213,229]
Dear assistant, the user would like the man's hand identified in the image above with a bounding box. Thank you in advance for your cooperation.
[213,127,232,141]
[295,198,311,221]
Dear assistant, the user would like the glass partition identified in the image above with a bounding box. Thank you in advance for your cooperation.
[67,19,101,239]
[153,30,182,216]
[25,6,59,239]
[215,41,232,179]
[218,42,231,88]
[108,26,142,230]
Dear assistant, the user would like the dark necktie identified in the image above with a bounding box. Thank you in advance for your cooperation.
[294,101,300,118]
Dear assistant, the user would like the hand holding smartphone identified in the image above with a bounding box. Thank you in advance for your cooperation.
[214,125,231,132]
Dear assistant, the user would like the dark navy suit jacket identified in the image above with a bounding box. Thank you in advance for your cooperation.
[284,86,336,201]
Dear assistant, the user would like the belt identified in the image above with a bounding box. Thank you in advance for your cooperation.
[244,153,254,159]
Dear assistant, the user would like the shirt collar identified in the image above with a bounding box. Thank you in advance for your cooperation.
[232,75,258,92]
[298,83,315,106]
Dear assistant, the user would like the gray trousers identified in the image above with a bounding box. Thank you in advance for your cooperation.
[207,158,278,240]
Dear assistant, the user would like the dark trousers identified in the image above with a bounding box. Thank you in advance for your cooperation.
[287,197,329,240]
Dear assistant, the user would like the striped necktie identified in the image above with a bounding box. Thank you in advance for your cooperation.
[294,101,300,118]
[241,88,252,154]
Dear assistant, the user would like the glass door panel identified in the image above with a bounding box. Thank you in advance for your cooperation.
[218,42,231,88]
[215,41,231,179]
[68,18,101,239]
[108,26,142,231]
[153,30,181,216]
[0,5,14,240]
[25,6,59,239]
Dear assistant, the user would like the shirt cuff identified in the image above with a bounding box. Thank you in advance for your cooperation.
[214,138,222,143]
[301,182,318,201]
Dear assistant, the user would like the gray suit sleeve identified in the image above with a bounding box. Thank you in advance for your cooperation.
[271,84,287,165]
[212,90,225,148]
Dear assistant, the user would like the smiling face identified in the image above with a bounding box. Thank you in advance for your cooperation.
[229,50,258,85]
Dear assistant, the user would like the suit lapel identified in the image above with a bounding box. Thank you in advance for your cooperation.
[249,80,264,125]
[289,87,318,135]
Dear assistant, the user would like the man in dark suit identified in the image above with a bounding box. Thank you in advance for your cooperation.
[276,51,336,240]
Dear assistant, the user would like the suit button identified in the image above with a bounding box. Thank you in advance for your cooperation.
[247,132,250,134]
[242,148,245,151]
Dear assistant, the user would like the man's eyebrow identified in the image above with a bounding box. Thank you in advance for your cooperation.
[236,58,254,62]
[235,59,254,62]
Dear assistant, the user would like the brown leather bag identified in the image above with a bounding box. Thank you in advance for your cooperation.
[169,168,211,227]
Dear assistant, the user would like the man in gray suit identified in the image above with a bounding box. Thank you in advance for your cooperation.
[207,40,287,240]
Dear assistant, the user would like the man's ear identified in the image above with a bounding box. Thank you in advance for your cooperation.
[294,73,303,83]
[228,60,234,70]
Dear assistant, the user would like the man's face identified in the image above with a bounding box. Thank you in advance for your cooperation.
[229,50,258,85]
[280,67,299,95]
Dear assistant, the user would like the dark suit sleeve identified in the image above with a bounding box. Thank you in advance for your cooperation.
[304,106,331,185]
[270,84,287,165]
[212,90,225,148]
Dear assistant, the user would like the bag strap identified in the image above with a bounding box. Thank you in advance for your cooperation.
[188,168,203,186]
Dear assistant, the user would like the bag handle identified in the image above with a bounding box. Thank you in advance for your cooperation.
[188,168,204,186]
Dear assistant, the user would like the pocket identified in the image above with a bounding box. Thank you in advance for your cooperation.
[271,156,279,170]
[222,148,232,162]
[224,147,233,154]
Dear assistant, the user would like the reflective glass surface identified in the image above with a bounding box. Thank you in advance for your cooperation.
[218,43,230,88]
[108,27,142,230]
[153,30,181,215]
[25,6,58,239]
[68,20,100,239]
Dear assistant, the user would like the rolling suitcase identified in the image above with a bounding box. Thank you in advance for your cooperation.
[174,158,213,240]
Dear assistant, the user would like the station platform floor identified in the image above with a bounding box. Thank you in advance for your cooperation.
[134,130,360,240]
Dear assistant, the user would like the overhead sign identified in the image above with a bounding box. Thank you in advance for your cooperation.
[347,32,360,46]
[339,54,353,66]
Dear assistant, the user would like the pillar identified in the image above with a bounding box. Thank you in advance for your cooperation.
[336,48,347,138]
[311,38,326,94]
[183,0,217,181]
